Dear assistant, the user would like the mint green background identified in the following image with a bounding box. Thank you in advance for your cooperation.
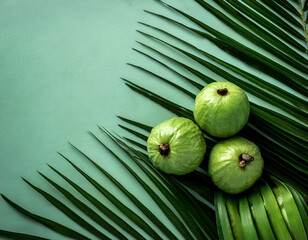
[0,1,305,239]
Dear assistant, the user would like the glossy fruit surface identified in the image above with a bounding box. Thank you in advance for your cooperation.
[208,137,263,194]
[194,82,250,138]
[147,117,206,175]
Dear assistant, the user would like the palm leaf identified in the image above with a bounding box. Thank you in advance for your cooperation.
[239,0,304,41]
[196,0,307,70]
[21,178,110,239]
[275,0,302,17]
[263,0,304,27]
[216,177,307,240]
[271,177,307,239]
[127,51,307,156]
[130,39,308,145]
[144,6,308,93]
[304,0,308,12]
[2,127,219,239]
[225,0,305,51]
[118,124,148,141]
[137,22,307,110]
[248,187,276,239]
[97,127,217,239]
[0,230,49,240]
[286,184,308,233]
[225,197,244,240]
[135,31,308,124]
[123,1,308,196]
[214,191,234,240]
[117,115,152,132]
[58,152,164,240]
[259,180,292,239]
[36,171,127,240]
[2,1,307,239]
[116,113,308,238]
[69,140,179,240]
[122,71,308,194]
[239,197,259,240]
[47,164,147,240]
[116,115,217,203]
[122,136,147,151]
[1,194,90,240]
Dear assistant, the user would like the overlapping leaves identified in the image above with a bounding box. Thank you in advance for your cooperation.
[1,1,307,239]
[124,0,307,196]
[0,125,217,239]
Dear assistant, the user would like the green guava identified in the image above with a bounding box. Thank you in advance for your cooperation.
[208,137,264,194]
[147,117,206,175]
[194,82,250,138]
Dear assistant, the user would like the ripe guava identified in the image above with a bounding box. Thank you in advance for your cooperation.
[194,82,250,138]
[208,137,263,194]
[147,117,206,175]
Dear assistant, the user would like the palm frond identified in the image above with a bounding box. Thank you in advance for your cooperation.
[69,140,179,240]
[118,124,148,141]
[135,31,308,124]
[216,177,307,240]
[2,126,219,239]
[47,164,146,240]
[120,1,308,198]
[239,197,259,239]
[260,0,303,28]
[286,184,308,232]
[239,0,304,40]
[144,6,308,93]
[300,0,308,47]
[1,194,90,240]
[117,115,152,132]
[248,187,276,239]
[122,77,308,194]
[22,178,110,239]
[137,22,307,110]
[116,115,216,203]
[0,230,49,240]
[97,127,217,239]
[304,0,308,12]
[1,1,307,239]
[259,180,293,239]
[196,0,307,69]
[224,0,305,51]
[214,192,233,240]
[58,152,163,240]
[37,172,127,240]
[271,177,307,239]
[274,0,301,17]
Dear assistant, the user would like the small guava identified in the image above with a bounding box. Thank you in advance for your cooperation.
[208,137,264,194]
[194,82,250,138]
[147,117,206,175]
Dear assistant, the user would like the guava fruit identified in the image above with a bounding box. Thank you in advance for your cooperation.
[194,82,250,138]
[147,117,206,175]
[208,136,263,194]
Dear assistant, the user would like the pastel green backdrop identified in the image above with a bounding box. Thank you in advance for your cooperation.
[0,0,305,239]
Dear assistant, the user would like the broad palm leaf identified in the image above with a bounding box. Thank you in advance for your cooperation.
[1,1,307,239]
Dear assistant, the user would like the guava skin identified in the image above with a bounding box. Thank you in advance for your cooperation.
[147,117,206,175]
[194,82,250,138]
[208,137,264,194]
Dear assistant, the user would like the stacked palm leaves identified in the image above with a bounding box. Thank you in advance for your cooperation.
[0,0,307,239]
[125,0,308,196]
[0,126,218,239]
[215,178,308,240]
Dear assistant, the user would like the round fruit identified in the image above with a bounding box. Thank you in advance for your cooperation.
[194,82,250,138]
[208,137,263,194]
[147,117,206,175]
